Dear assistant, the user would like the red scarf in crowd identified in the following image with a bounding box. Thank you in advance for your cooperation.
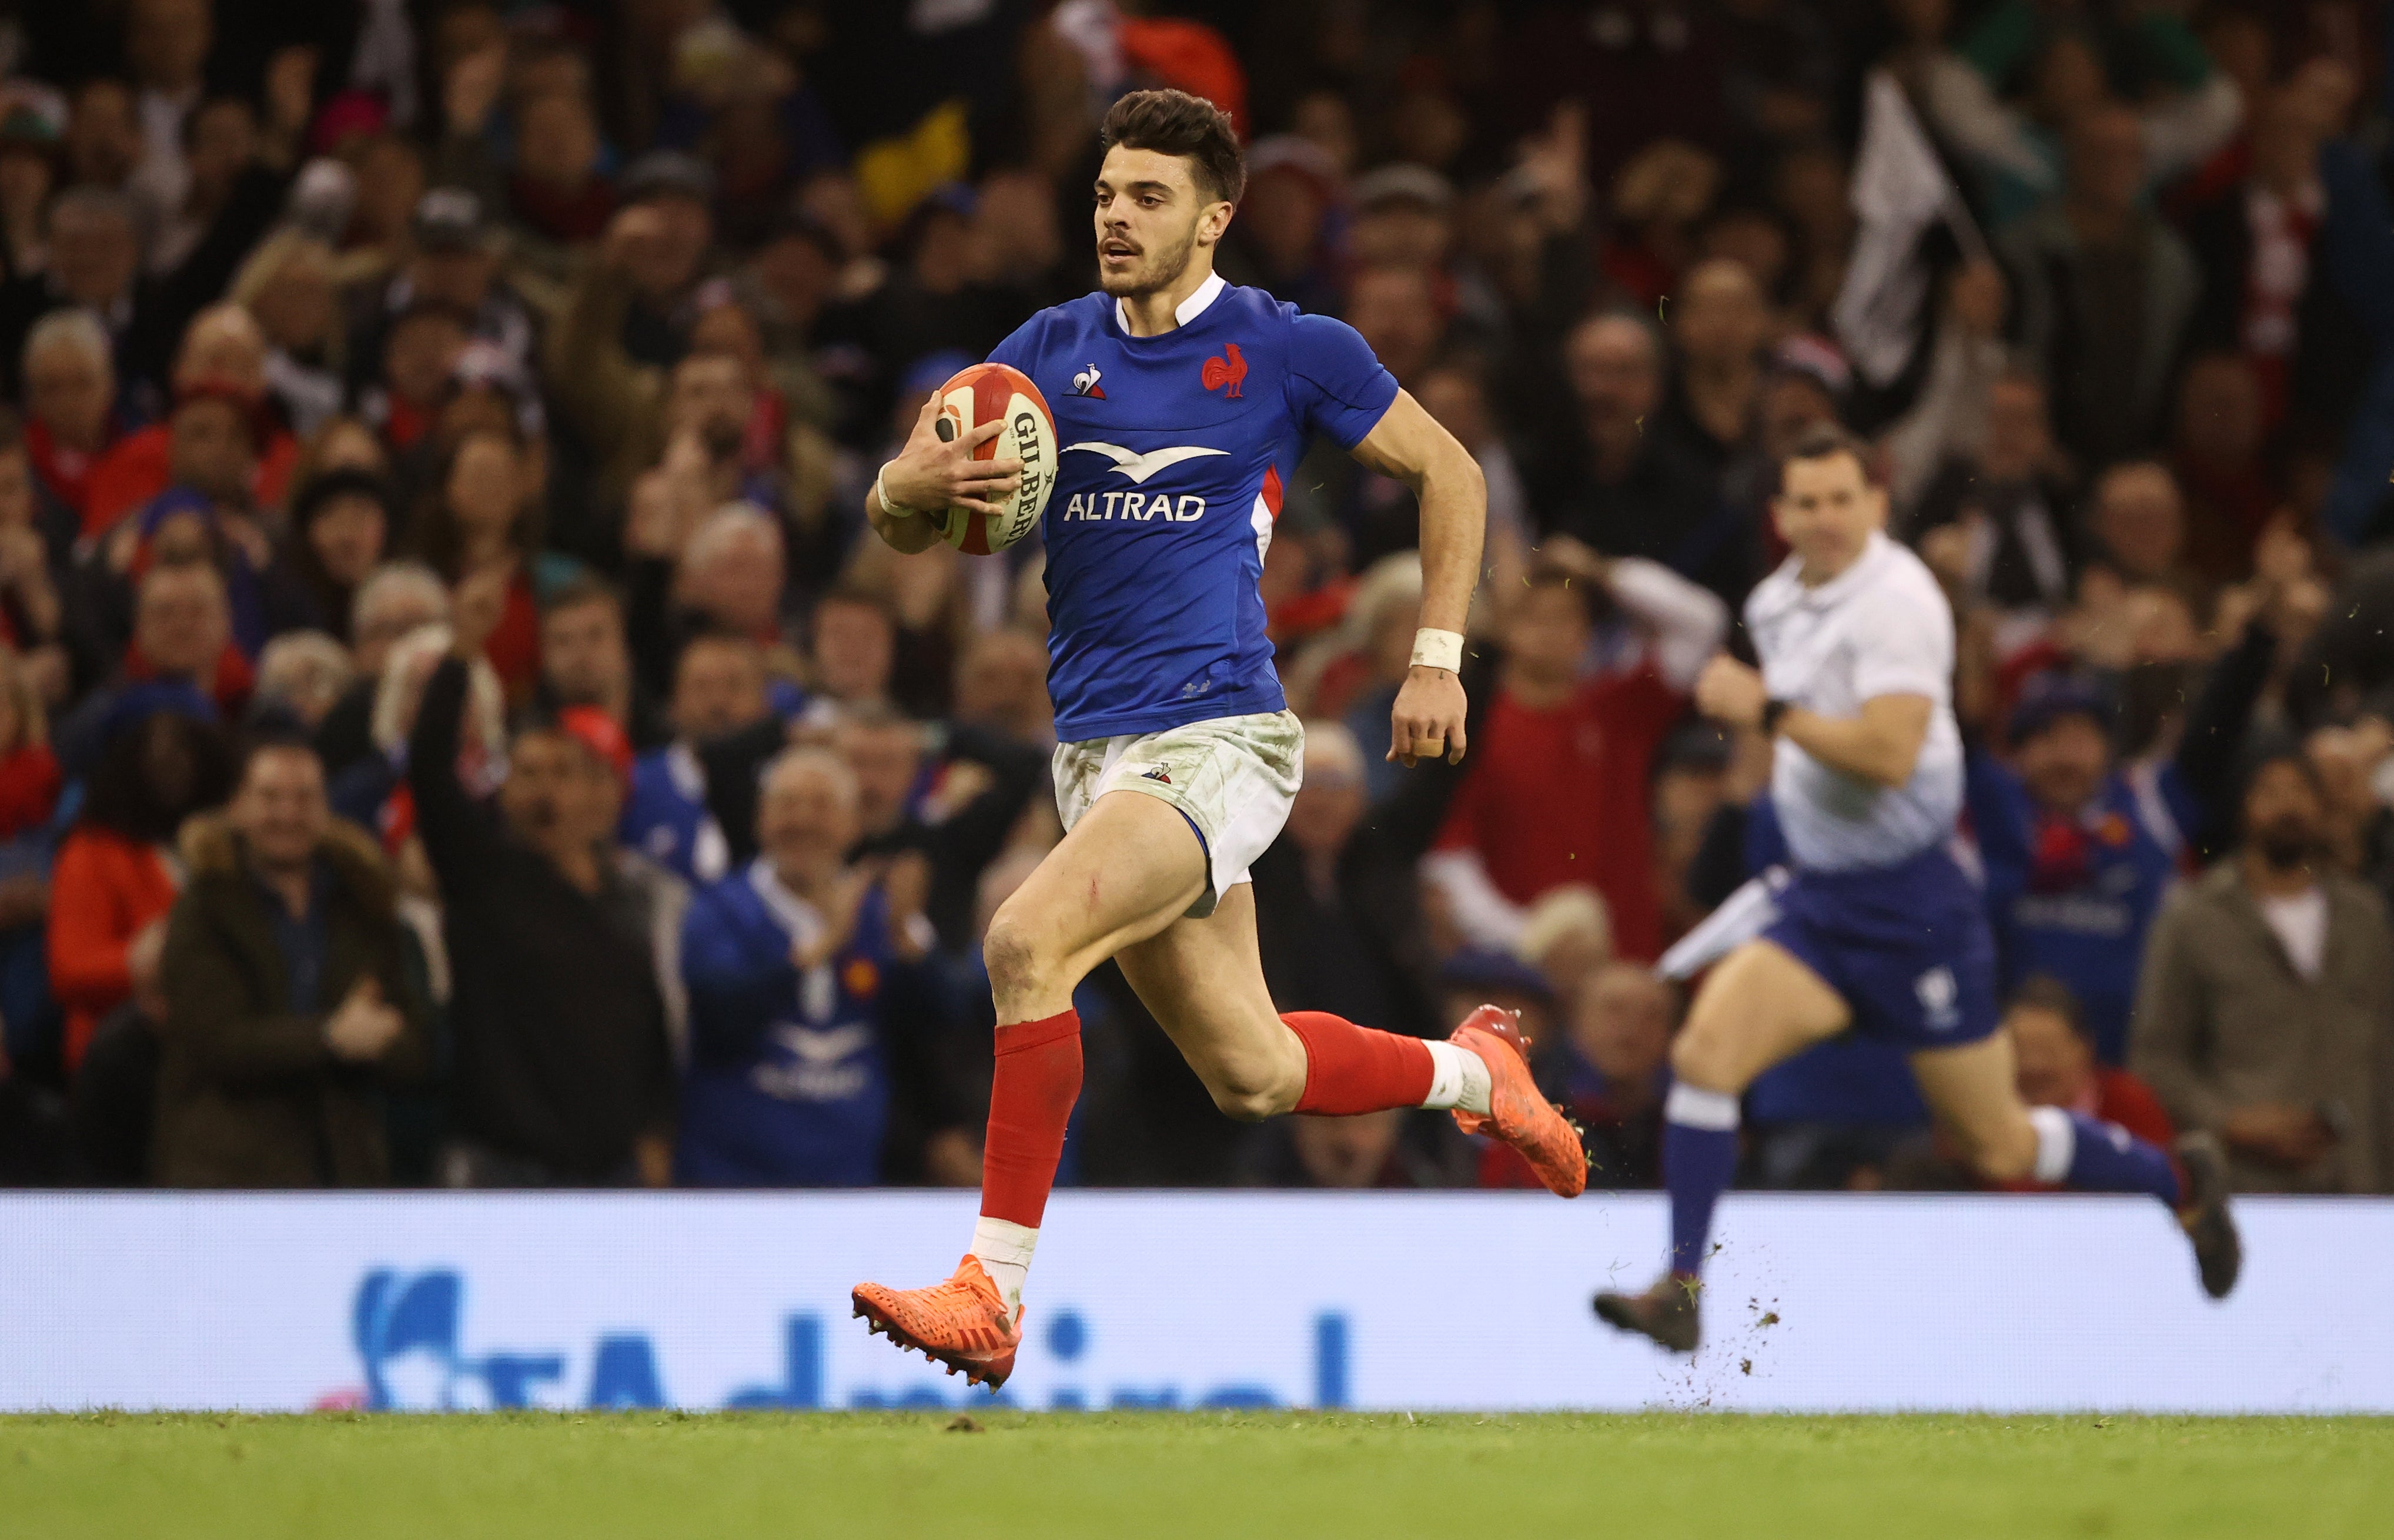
[24,418,105,525]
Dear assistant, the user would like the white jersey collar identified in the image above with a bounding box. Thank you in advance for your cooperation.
[746,856,825,952]
[1116,270,1225,334]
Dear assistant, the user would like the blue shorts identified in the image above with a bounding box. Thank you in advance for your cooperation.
[1761,845,2000,1052]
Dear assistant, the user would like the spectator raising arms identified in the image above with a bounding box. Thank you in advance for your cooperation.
[407,570,678,1188]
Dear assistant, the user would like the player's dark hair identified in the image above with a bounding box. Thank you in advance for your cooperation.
[1100,89,1245,206]
[1776,422,1873,494]
[2005,974,2088,1042]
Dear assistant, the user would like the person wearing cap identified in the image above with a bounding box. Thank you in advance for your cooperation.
[406,570,681,1188]
[345,187,536,413]
[1968,641,2274,1066]
[2131,746,2394,1196]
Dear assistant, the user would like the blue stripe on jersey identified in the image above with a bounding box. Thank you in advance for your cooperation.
[988,283,1398,741]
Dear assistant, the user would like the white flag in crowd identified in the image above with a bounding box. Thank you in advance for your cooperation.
[1833,71,1987,389]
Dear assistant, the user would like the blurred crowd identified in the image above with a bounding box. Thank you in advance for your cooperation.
[0,0,2387,1200]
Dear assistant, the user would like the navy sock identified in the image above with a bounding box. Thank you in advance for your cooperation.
[2057,1111,2181,1206]
[1661,1083,1741,1277]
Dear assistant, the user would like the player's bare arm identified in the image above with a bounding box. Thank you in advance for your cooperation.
[1349,389,1483,767]
[1694,656,1932,789]
[867,397,1024,555]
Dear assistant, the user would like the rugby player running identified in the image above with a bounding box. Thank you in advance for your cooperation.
[850,90,1587,1388]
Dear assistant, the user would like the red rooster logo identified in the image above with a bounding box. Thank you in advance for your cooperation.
[1201,342,1246,398]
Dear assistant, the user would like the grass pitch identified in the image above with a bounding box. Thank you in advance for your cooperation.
[5,1411,2387,1539]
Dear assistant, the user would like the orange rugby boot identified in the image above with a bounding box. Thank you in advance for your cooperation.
[851,1254,1022,1390]
[1449,1003,1589,1198]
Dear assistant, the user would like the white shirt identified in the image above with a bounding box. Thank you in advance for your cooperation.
[1746,531,1964,872]
[2258,887,2329,981]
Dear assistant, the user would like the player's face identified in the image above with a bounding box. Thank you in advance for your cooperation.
[1773,450,1885,582]
[1092,146,1229,298]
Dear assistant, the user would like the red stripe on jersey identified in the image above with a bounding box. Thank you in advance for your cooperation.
[1261,464,1283,519]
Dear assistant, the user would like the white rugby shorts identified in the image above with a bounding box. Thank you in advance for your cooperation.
[1052,709,1304,919]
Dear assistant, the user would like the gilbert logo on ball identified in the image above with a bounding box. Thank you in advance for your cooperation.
[932,362,1056,554]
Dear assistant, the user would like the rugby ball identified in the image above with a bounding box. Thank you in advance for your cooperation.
[932,362,1057,554]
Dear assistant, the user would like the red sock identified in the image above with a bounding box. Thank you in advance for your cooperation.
[979,1009,1082,1227]
[1282,1010,1435,1114]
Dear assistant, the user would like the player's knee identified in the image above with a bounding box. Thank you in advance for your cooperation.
[1204,1060,1296,1122]
[981,910,1054,1003]
[1668,1026,1738,1094]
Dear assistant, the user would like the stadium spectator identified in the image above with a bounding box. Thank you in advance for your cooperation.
[1424,547,1724,964]
[2132,751,2394,1194]
[1968,641,2270,1065]
[153,739,429,1186]
[2006,976,2175,1163]
[56,561,245,775]
[1252,722,1435,1040]
[2000,105,2204,473]
[231,230,346,438]
[834,702,1046,952]
[48,699,233,1071]
[1901,368,2079,623]
[1244,1106,1463,1190]
[537,575,664,749]
[347,188,537,408]
[277,469,395,644]
[1526,311,1748,602]
[409,573,678,1188]
[80,304,299,534]
[0,645,62,1066]
[410,425,563,703]
[71,913,165,1184]
[19,309,123,535]
[623,633,773,886]
[314,563,451,781]
[1657,258,1772,475]
[676,746,972,1187]
[252,631,353,734]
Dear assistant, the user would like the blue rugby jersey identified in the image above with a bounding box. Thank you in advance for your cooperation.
[988,273,1398,740]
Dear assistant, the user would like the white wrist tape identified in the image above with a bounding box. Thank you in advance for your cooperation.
[874,464,922,518]
[1410,627,1465,673]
